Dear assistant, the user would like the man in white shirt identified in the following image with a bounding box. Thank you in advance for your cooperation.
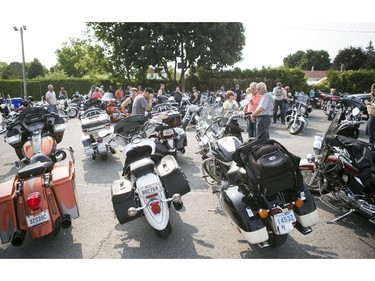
[45,84,58,113]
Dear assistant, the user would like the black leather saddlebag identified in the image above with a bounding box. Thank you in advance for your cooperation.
[111,179,141,224]
[156,155,190,197]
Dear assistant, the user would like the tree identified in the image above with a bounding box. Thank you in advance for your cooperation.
[27,58,46,78]
[0,62,8,79]
[365,41,375,69]
[283,50,331,70]
[55,38,110,78]
[2,62,23,79]
[332,46,367,71]
[86,22,245,87]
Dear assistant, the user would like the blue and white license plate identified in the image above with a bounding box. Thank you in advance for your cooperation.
[140,184,161,197]
[273,210,296,235]
[26,210,50,227]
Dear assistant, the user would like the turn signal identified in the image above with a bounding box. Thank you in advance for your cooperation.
[295,199,304,208]
[26,192,41,208]
[258,209,269,219]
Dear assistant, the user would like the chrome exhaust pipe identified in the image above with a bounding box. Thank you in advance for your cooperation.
[11,230,26,247]
[61,214,72,229]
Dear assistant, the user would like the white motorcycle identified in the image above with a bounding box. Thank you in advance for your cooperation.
[111,115,191,238]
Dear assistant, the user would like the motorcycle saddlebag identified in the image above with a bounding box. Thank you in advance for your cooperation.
[111,179,141,224]
[221,185,269,244]
[156,155,190,197]
[51,162,79,219]
[0,178,17,244]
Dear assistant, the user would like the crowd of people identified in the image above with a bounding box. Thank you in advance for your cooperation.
[43,81,375,146]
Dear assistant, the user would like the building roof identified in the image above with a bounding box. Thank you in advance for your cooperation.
[304,70,327,80]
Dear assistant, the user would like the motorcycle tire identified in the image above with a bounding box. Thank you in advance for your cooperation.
[300,170,320,194]
[202,158,223,183]
[182,117,190,130]
[58,109,68,118]
[155,220,172,239]
[289,119,304,135]
[100,154,108,160]
[67,107,78,118]
[44,217,61,239]
[268,231,288,247]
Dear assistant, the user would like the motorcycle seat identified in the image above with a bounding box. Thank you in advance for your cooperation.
[130,158,155,178]
[17,161,54,179]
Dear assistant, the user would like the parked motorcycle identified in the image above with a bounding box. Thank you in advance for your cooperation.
[215,136,319,247]
[149,104,187,159]
[80,107,117,160]
[299,108,375,224]
[3,106,72,168]
[111,115,191,238]
[181,101,204,129]
[285,93,310,135]
[196,112,244,184]
[0,108,78,247]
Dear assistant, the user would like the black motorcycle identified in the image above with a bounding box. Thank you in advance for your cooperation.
[300,109,375,224]
[216,136,319,247]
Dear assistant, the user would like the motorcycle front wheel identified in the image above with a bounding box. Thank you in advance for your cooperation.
[182,116,191,130]
[289,119,304,135]
[300,169,320,194]
[202,158,223,183]
[67,107,78,118]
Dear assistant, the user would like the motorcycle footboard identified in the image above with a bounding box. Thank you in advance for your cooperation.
[111,179,141,224]
[0,178,17,244]
[221,185,268,244]
[156,155,191,197]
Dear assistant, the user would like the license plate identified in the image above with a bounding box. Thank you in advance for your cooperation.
[140,184,161,197]
[273,210,296,235]
[26,210,50,227]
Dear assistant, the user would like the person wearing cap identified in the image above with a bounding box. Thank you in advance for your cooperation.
[121,87,138,116]
[131,87,154,116]
[272,82,287,124]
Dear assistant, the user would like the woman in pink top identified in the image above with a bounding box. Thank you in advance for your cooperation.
[90,87,103,99]
[243,82,261,138]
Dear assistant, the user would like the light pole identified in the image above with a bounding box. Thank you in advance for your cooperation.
[14,25,27,100]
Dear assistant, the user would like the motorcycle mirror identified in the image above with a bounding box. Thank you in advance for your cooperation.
[172,193,181,203]
[352,107,360,116]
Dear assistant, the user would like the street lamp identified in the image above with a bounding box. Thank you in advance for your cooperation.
[14,25,27,100]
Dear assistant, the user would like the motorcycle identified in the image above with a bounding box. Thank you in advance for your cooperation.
[80,107,118,160]
[285,93,309,135]
[215,136,319,247]
[3,106,72,168]
[299,108,375,224]
[181,101,204,130]
[111,115,191,238]
[196,112,244,185]
[149,103,187,159]
[0,108,78,247]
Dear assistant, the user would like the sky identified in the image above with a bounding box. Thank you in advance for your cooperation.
[1,1,375,71]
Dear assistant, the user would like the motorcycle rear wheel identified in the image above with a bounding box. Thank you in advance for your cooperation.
[268,232,288,247]
[155,220,172,239]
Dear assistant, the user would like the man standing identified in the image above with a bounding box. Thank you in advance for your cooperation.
[272,82,286,124]
[251,82,274,140]
[45,84,58,113]
[132,87,154,116]
[233,84,243,104]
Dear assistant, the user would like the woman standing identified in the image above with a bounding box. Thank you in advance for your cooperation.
[365,84,375,146]
[223,90,239,114]
[243,82,261,138]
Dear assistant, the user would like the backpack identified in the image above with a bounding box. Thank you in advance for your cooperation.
[234,138,302,197]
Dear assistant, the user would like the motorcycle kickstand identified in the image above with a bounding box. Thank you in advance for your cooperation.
[328,208,356,224]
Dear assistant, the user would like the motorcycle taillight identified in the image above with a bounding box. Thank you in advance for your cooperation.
[26,192,41,208]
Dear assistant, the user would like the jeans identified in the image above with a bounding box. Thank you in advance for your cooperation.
[48,104,58,113]
[256,115,272,140]
[365,116,375,145]
[273,99,285,123]
[246,118,256,138]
